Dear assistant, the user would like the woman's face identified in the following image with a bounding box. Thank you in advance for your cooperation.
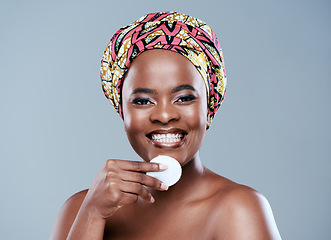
[121,49,209,166]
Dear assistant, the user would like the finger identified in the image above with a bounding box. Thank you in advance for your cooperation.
[120,182,155,203]
[114,192,139,207]
[116,160,168,173]
[120,171,168,191]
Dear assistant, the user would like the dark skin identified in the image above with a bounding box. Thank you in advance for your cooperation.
[50,50,281,240]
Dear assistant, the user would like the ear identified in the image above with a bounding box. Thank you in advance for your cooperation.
[206,113,211,130]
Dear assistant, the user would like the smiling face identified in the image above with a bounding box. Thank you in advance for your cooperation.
[121,49,209,166]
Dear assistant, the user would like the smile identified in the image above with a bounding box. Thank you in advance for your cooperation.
[151,133,184,143]
[146,129,187,148]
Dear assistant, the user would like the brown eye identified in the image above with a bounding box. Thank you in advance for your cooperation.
[176,95,197,103]
[132,98,153,105]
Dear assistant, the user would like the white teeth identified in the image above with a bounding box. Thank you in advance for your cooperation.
[152,133,183,143]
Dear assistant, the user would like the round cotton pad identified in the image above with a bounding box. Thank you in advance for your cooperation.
[147,155,182,187]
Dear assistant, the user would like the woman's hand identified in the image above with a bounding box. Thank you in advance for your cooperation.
[83,159,168,219]
[50,159,168,240]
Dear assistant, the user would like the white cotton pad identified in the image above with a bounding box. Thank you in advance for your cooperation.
[147,155,182,187]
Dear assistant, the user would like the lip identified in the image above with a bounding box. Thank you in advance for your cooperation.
[146,128,187,148]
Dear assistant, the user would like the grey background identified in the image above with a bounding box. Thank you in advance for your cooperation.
[0,0,330,239]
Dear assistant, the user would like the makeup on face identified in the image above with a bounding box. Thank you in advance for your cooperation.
[122,50,208,166]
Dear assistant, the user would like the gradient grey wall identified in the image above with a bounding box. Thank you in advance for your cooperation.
[0,0,330,239]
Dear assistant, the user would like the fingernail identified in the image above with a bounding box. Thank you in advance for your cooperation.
[150,196,155,203]
[159,163,168,170]
[160,182,169,191]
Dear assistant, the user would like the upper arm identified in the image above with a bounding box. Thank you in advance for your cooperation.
[50,189,88,240]
[216,187,282,240]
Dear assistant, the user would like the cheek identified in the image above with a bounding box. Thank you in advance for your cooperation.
[187,100,208,124]
[123,108,148,135]
[123,110,136,133]
[123,111,142,151]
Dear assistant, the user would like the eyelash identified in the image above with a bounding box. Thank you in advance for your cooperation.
[175,94,197,103]
[131,94,197,105]
[132,98,153,105]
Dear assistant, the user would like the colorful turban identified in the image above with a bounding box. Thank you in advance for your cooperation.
[100,11,227,125]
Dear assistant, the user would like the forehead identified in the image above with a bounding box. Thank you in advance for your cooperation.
[122,49,206,92]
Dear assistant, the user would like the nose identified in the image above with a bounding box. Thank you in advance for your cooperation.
[149,100,180,125]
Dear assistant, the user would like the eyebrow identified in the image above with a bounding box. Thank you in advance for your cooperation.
[131,88,157,95]
[130,84,196,95]
[171,84,197,93]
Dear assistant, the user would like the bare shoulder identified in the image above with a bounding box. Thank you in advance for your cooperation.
[58,189,89,220]
[217,180,268,211]
[207,173,282,239]
[66,189,88,208]
[50,189,88,239]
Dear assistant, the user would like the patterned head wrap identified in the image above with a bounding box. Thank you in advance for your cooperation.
[100,11,227,125]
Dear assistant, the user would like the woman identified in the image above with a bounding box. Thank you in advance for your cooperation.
[50,12,281,239]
